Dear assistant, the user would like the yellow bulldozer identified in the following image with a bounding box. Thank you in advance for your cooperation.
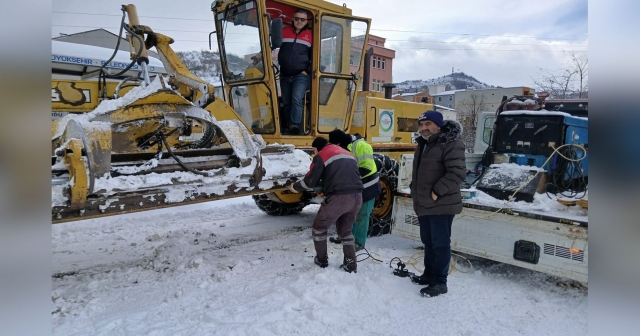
[51,0,451,236]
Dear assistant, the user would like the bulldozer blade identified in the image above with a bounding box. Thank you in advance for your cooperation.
[52,144,311,223]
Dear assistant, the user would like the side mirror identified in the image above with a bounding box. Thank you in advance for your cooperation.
[270,18,283,50]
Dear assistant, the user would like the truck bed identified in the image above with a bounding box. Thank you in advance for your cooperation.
[393,154,588,283]
[392,196,588,283]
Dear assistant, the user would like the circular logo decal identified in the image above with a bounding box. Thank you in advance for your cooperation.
[380,111,393,132]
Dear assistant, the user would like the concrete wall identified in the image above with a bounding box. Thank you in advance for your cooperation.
[455,87,533,112]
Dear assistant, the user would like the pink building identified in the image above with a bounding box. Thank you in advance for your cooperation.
[350,35,395,92]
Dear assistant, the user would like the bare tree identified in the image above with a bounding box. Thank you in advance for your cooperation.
[532,52,588,99]
[457,93,487,152]
[571,53,588,98]
[458,93,486,128]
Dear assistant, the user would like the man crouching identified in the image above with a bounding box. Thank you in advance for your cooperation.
[288,137,363,272]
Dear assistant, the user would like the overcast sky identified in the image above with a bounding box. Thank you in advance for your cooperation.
[51,0,588,88]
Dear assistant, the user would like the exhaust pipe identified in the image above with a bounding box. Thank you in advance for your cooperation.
[382,83,395,99]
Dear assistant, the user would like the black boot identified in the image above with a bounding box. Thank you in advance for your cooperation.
[314,256,328,268]
[340,258,357,273]
[313,240,329,268]
[340,241,358,273]
[410,274,434,286]
[420,284,448,297]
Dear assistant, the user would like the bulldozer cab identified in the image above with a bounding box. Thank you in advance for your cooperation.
[212,0,370,143]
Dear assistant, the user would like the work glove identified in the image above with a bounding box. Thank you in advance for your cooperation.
[287,183,299,193]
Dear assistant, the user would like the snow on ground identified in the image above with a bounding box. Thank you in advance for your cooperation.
[52,197,587,336]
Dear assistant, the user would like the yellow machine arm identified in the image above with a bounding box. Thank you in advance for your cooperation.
[122,4,217,108]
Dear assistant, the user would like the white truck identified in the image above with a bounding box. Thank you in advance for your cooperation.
[391,111,588,283]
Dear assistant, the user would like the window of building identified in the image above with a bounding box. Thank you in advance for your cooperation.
[372,79,376,91]
[449,96,453,101]
[349,55,354,66]
[372,57,377,69]
[377,81,381,92]
[375,41,378,45]
[438,97,442,102]
[382,58,385,70]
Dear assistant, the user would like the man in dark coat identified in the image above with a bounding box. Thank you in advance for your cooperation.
[288,137,363,273]
[327,129,381,251]
[409,110,466,297]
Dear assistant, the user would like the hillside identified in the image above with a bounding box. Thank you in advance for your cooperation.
[395,72,496,92]
[175,50,249,83]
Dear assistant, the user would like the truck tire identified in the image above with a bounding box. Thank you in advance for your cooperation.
[369,154,399,236]
[252,194,307,216]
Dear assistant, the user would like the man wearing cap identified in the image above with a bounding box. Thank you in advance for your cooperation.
[288,137,363,273]
[409,110,466,297]
[327,129,381,251]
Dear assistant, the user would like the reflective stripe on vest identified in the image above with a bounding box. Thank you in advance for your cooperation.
[362,175,380,188]
[348,139,377,178]
[351,139,374,162]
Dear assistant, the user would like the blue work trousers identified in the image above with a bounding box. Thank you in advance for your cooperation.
[418,214,455,285]
[280,73,309,127]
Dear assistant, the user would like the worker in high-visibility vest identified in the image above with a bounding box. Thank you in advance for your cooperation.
[328,129,381,251]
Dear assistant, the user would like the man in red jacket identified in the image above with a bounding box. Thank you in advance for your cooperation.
[288,137,363,272]
[278,9,312,135]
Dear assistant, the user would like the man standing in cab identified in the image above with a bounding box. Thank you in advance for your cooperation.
[278,9,312,135]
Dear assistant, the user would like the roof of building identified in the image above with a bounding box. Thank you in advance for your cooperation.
[52,40,166,74]
[53,28,120,40]
[53,28,161,59]
[431,89,465,96]
[433,105,456,111]
[368,34,386,41]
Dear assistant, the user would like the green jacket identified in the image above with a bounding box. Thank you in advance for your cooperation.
[348,138,381,202]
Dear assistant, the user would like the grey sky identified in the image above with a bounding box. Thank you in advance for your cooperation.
[51,0,588,88]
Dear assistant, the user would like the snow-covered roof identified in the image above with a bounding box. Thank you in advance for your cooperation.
[431,89,465,96]
[401,92,417,96]
[52,40,166,74]
[501,110,588,120]
[433,104,455,111]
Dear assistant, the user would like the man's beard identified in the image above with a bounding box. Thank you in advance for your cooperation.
[421,132,433,140]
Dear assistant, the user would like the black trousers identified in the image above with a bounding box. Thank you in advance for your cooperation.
[418,214,454,285]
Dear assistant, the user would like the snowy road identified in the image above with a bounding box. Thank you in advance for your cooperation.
[52,197,587,335]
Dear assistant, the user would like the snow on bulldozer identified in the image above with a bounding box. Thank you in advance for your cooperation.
[51,4,311,223]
